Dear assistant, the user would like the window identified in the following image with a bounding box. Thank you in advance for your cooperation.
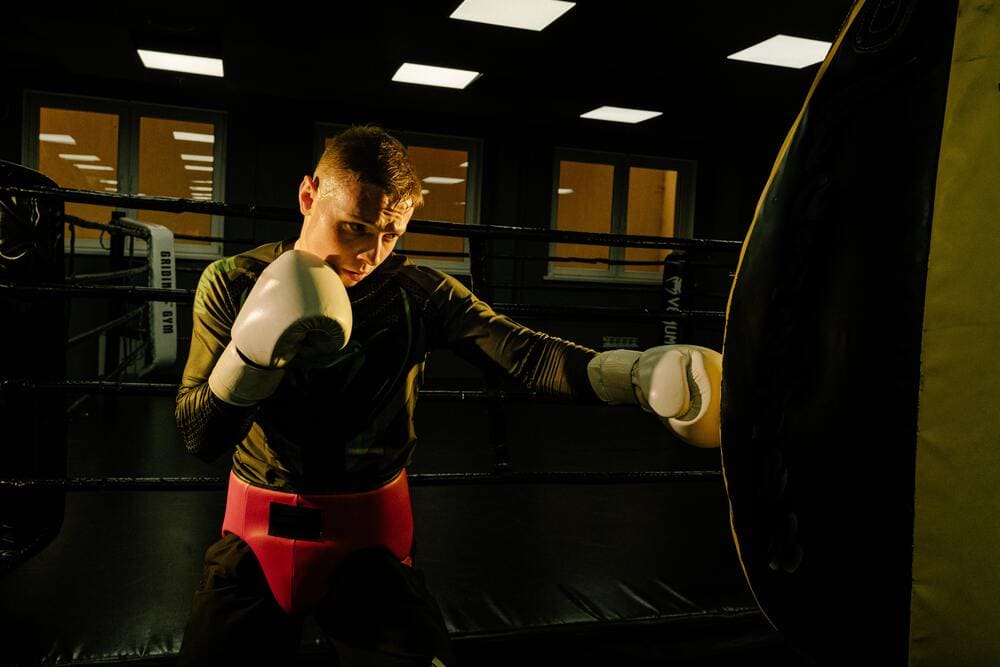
[317,124,481,275]
[549,150,695,282]
[24,92,227,258]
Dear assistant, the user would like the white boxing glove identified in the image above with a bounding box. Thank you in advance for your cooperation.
[587,345,722,448]
[208,250,352,406]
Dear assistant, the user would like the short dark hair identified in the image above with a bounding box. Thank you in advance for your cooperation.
[315,125,423,208]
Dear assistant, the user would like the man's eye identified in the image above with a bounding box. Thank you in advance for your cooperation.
[383,233,399,242]
[346,223,368,234]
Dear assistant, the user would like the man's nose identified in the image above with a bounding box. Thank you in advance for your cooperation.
[357,238,383,266]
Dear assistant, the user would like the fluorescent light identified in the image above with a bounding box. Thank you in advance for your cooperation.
[580,106,662,124]
[99,179,118,185]
[184,165,214,172]
[189,186,213,192]
[450,0,574,31]
[421,189,430,195]
[103,187,118,192]
[459,161,469,168]
[454,201,466,206]
[392,63,481,89]
[181,153,214,162]
[727,34,831,69]
[558,188,574,195]
[422,176,465,185]
[137,49,224,77]
[75,164,114,171]
[191,179,213,184]
[58,153,101,162]
[39,133,76,145]
[173,131,215,143]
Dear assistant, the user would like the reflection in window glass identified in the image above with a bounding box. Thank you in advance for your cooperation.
[403,145,468,260]
[553,160,613,269]
[38,107,119,240]
[138,117,216,245]
[625,167,677,273]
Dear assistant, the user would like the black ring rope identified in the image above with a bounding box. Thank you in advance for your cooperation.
[4,184,742,251]
[487,281,663,293]
[489,254,672,266]
[63,214,148,240]
[397,249,470,259]
[0,282,726,323]
[63,339,152,415]
[66,265,149,283]
[496,304,725,322]
[3,381,687,406]
[66,307,146,347]
[0,282,192,301]
[0,470,722,492]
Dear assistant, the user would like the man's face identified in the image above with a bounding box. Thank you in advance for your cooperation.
[295,173,414,287]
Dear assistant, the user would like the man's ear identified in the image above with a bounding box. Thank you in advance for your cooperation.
[298,175,319,216]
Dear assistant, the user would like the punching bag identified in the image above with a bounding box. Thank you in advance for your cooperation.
[0,160,67,573]
[721,1,999,664]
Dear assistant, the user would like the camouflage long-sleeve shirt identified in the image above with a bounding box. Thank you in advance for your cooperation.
[176,240,598,493]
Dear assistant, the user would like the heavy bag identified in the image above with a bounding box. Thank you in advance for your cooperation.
[721,1,999,664]
[0,160,68,573]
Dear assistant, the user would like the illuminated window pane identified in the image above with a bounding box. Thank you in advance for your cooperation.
[625,167,677,272]
[38,107,119,241]
[404,145,468,260]
[554,161,613,269]
[138,117,216,245]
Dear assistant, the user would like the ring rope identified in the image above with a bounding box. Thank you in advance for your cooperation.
[0,470,722,492]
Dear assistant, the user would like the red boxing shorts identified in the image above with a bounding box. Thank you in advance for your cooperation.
[221,469,414,615]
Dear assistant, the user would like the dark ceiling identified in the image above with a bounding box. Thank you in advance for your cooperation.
[4,3,855,144]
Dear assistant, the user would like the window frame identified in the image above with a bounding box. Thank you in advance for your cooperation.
[547,148,696,283]
[23,91,227,259]
[314,123,482,276]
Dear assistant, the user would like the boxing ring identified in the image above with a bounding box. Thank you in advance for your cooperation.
[0,171,778,665]
[3,2,998,663]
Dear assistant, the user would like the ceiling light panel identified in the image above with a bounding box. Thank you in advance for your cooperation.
[422,176,465,185]
[392,63,481,89]
[58,154,101,162]
[137,49,225,77]
[40,133,76,145]
[580,106,662,124]
[727,34,831,69]
[450,0,575,31]
[173,131,215,143]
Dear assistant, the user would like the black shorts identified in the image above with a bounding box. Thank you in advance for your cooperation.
[177,533,455,666]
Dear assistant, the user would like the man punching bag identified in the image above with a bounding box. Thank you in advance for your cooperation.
[0,161,67,573]
[721,1,999,664]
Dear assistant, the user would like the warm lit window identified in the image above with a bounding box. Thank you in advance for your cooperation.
[552,160,615,270]
[37,107,120,244]
[403,145,470,265]
[318,125,480,274]
[549,151,694,282]
[136,117,217,248]
[624,166,679,274]
[25,93,226,258]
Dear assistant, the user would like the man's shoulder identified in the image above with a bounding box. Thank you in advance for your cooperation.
[235,240,291,271]
[394,258,466,295]
[205,240,288,280]
[193,240,289,315]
